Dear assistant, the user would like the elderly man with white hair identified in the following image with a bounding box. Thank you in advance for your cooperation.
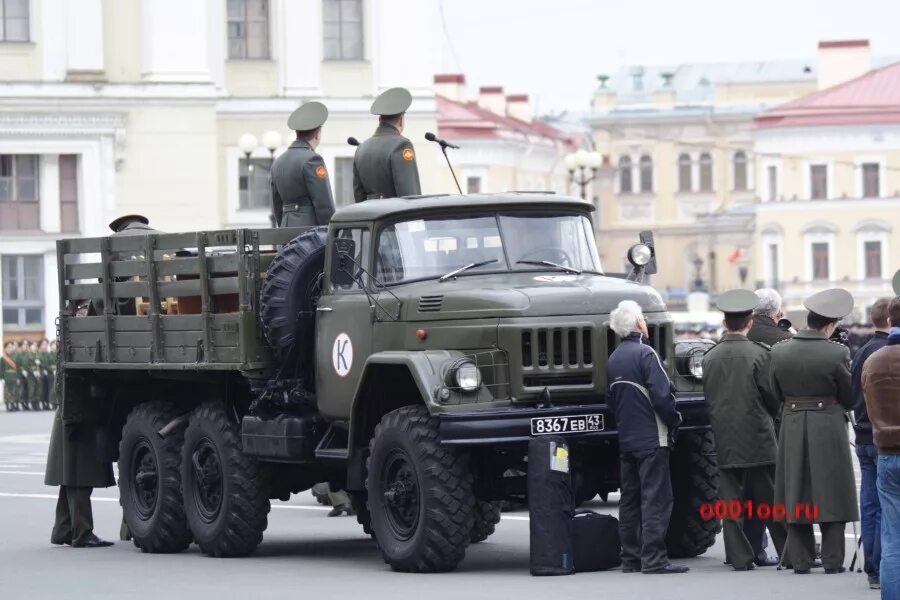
[606,300,687,575]
[748,288,794,347]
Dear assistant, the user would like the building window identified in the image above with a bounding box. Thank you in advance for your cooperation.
[766,243,779,288]
[677,153,692,192]
[639,154,652,193]
[811,242,830,281]
[323,0,364,61]
[862,162,880,198]
[59,155,79,233]
[227,0,269,59]
[699,153,713,192]
[238,157,272,210]
[810,164,828,199]
[0,0,29,42]
[466,176,482,194]
[767,165,777,202]
[733,151,748,191]
[618,156,632,194]
[334,157,354,207]
[1,255,44,330]
[864,240,882,279]
[0,154,39,231]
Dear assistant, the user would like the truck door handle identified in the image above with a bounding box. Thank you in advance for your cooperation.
[316,307,333,313]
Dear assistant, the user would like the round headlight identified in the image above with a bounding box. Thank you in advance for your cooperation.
[627,243,652,267]
[688,352,704,379]
[453,360,482,393]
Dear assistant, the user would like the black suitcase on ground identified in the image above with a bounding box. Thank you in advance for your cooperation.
[528,436,574,576]
[572,511,622,572]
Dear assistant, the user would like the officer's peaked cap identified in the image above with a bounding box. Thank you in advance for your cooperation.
[371,87,412,116]
[715,289,758,315]
[803,288,854,320]
[109,214,149,232]
[288,101,328,132]
[893,269,900,297]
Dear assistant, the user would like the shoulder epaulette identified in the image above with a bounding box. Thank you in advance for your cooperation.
[752,340,771,351]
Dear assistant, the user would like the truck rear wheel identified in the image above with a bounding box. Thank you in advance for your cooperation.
[665,430,719,558]
[118,401,192,553]
[367,406,474,572]
[181,402,271,557]
[470,501,501,543]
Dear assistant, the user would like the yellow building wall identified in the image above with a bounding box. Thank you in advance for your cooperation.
[102,0,142,82]
[0,0,41,81]
[224,61,280,97]
[773,149,900,200]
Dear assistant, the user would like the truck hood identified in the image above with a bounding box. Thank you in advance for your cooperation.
[396,272,667,321]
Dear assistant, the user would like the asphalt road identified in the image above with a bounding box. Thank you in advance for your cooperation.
[0,409,874,600]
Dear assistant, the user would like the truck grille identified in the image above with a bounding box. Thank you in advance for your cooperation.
[417,295,444,312]
[606,324,669,361]
[520,327,595,390]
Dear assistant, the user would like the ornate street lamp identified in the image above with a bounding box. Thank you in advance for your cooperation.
[238,133,259,172]
[564,149,603,200]
[262,130,282,159]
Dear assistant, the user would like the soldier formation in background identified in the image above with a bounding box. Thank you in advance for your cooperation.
[2,339,57,412]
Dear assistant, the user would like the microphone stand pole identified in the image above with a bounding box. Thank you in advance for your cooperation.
[441,145,462,194]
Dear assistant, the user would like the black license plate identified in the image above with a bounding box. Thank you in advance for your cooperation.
[530,414,604,436]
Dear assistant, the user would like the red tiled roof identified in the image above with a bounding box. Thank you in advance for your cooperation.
[437,95,577,147]
[755,60,900,129]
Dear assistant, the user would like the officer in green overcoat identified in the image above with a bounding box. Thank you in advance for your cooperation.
[2,341,18,411]
[352,87,421,201]
[270,101,335,227]
[770,288,858,574]
[44,376,115,546]
[702,290,787,570]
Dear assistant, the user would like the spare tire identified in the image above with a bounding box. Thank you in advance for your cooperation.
[259,227,328,363]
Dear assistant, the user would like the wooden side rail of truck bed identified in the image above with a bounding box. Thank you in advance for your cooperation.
[56,227,306,372]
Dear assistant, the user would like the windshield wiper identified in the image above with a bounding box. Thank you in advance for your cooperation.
[515,260,582,275]
[439,259,499,282]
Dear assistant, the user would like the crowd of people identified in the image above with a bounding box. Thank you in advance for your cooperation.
[607,276,899,596]
[1,339,58,412]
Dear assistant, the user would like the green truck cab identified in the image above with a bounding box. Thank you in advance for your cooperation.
[55,192,716,572]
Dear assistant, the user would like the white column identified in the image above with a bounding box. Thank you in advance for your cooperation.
[79,144,106,238]
[39,155,61,233]
[65,0,105,73]
[374,0,437,95]
[279,0,322,96]
[207,0,226,90]
[141,0,211,82]
[40,0,67,81]
[42,251,60,340]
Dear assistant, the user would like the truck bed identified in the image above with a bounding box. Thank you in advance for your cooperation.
[56,227,305,373]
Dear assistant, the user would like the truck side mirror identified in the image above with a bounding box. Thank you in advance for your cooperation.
[330,238,358,288]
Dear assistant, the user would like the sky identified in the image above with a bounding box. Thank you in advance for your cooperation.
[436,0,900,114]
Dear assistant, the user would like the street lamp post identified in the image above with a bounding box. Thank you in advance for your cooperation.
[262,130,282,160]
[238,133,258,172]
[564,149,603,200]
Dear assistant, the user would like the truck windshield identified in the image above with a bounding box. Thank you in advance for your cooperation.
[374,213,602,284]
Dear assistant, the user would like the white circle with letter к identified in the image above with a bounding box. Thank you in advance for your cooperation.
[332,333,353,377]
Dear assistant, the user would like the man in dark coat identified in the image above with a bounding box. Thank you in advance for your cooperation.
[770,288,858,574]
[352,87,421,202]
[45,376,116,547]
[702,290,787,570]
[270,101,335,227]
[607,300,688,575]
[851,296,892,589]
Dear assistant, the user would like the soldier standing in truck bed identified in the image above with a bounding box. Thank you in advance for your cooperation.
[770,288,858,574]
[270,101,335,227]
[352,87,421,202]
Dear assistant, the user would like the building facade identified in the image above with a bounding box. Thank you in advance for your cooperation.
[0,0,441,341]
[753,51,900,320]
[434,75,575,197]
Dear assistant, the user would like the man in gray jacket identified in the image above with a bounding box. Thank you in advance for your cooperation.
[270,101,336,227]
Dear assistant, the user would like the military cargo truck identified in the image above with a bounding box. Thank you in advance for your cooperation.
[55,193,717,572]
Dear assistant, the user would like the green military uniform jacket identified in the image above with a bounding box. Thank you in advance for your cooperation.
[270,140,335,227]
[702,333,780,468]
[45,384,116,489]
[352,122,421,202]
[770,329,858,523]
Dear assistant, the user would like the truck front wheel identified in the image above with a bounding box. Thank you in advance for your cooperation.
[118,401,192,553]
[181,402,271,557]
[367,406,474,572]
[470,501,501,543]
[665,430,719,558]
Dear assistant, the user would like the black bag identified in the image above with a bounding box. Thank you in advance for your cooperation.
[528,436,574,576]
[572,511,622,572]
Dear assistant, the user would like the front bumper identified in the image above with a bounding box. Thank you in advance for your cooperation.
[439,391,709,446]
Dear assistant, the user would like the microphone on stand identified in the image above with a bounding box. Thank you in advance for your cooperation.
[424,131,462,194]
[347,137,360,147]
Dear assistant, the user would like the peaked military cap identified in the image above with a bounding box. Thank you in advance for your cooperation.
[893,269,900,296]
[803,288,854,319]
[371,87,412,116]
[287,101,328,132]
[715,289,758,315]
[109,214,149,232]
